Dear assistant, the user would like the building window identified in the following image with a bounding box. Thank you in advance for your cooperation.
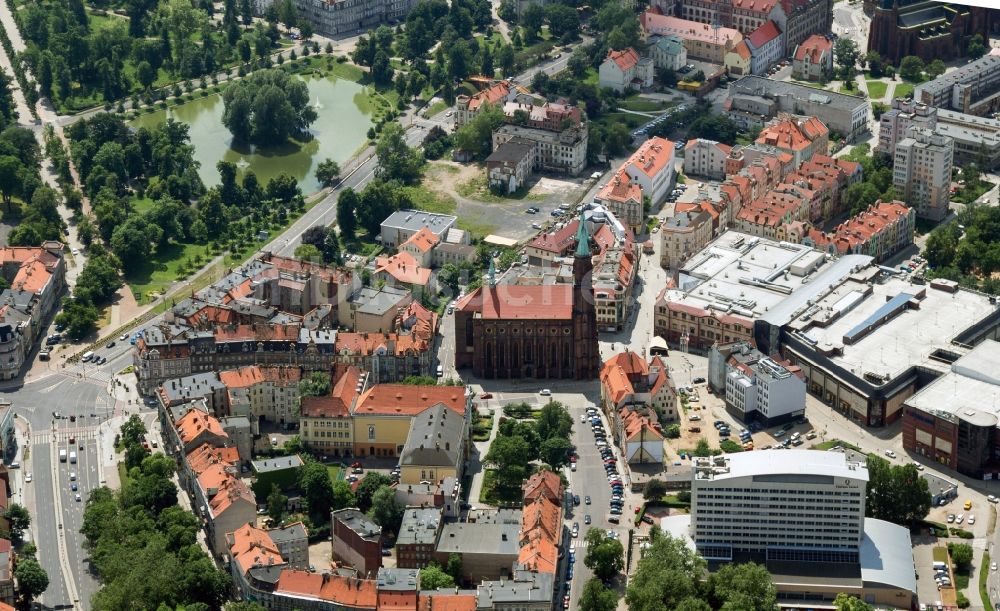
[368,425,376,440]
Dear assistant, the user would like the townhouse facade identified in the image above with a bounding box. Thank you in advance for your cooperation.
[598,48,654,93]
[0,243,66,380]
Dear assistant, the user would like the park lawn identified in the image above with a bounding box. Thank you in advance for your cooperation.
[933,547,949,563]
[402,184,457,215]
[423,100,449,118]
[583,67,599,86]
[327,465,345,483]
[130,197,156,215]
[953,179,992,205]
[596,111,648,130]
[126,241,213,304]
[810,439,863,452]
[619,97,670,112]
[118,462,132,487]
[479,469,524,505]
[866,80,888,100]
[894,82,915,99]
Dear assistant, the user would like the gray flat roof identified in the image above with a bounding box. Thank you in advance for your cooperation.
[269,522,308,544]
[729,75,867,113]
[663,231,867,322]
[377,567,420,591]
[332,508,382,542]
[252,455,305,473]
[905,339,1000,427]
[695,450,869,483]
[396,507,443,546]
[351,286,411,316]
[476,572,553,606]
[915,55,1000,99]
[382,209,457,234]
[436,521,520,556]
[860,517,916,594]
[799,278,998,382]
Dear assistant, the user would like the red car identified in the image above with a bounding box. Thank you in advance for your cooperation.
[569,455,577,463]
[351,461,362,468]
[563,595,570,609]
[480,392,493,399]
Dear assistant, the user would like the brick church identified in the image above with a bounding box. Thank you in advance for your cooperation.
[867,0,998,65]
[454,217,601,380]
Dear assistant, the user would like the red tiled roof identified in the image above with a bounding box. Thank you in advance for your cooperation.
[175,410,226,445]
[606,48,640,72]
[597,170,642,204]
[418,594,477,611]
[794,34,833,63]
[186,442,240,476]
[480,285,574,320]
[746,21,781,49]
[300,366,362,418]
[214,324,301,343]
[528,222,580,255]
[229,523,284,575]
[375,252,433,287]
[354,385,466,417]
[625,137,674,180]
[732,40,752,61]
[756,117,828,152]
[401,227,440,254]
[468,81,512,112]
[522,470,562,504]
[276,570,377,609]
[334,332,428,356]
[733,0,778,12]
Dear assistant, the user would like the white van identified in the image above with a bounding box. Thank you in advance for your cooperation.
[81,351,94,362]
[59,449,67,462]
[932,561,947,571]
[69,451,77,464]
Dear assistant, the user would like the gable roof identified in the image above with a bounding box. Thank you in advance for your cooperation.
[276,570,378,609]
[375,252,433,287]
[175,410,227,445]
[186,442,240,476]
[401,227,441,254]
[522,470,563,504]
[746,20,782,50]
[354,385,467,417]
[624,137,674,180]
[520,496,561,544]
[605,48,640,72]
[794,34,832,63]
[229,523,285,575]
[301,366,362,418]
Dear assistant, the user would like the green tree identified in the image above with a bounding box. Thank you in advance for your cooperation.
[926,59,946,79]
[299,462,336,521]
[865,51,883,77]
[546,4,580,40]
[445,553,463,582]
[227,603,267,611]
[835,38,859,81]
[948,542,973,569]
[484,434,531,489]
[369,485,404,534]
[580,578,618,611]
[536,401,572,441]
[709,562,777,611]
[642,479,667,501]
[498,44,516,77]
[834,594,875,611]
[520,4,545,41]
[899,55,924,81]
[603,123,631,157]
[137,60,157,91]
[968,34,986,60]
[75,253,122,305]
[55,298,100,341]
[540,437,573,468]
[332,479,357,512]
[336,187,359,238]
[865,455,931,526]
[267,483,288,525]
[121,414,148,447]
[419,563,456,590]
[453,105,505,158]
[0,155,25,212]
[626,528,706,611]
[299,371,331,396]
[584,528,625,581]
[375,123,424,184]
[356,472,394,512]
[4,503,30,544]
[665,424,681,439]
[569,47,591,79]
[14,558,49,606]
[221,69,317,145]
[316,158,341,187]
[295,243,322,260]
[693,437,712,457]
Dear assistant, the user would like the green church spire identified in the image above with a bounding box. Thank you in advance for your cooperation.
[575,211,590,257]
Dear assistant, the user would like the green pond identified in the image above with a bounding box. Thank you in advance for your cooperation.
[131,75,374,194]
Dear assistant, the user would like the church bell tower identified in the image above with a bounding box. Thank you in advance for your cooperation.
[572,212,600,380]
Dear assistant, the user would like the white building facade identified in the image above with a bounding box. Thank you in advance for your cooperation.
[892,127,953,222]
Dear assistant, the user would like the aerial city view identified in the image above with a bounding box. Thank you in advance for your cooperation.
[0,0,998,608]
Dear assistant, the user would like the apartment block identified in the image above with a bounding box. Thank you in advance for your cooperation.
[594,170,643,234]
[395,507,443,569]
[683,139,732,180]
[792,34,833,81]
[800,200,915,263]
[893,127,953,222]
[744,21,785,75]
[719,345,806,425]
[622,137,676,207]
[331,508,383,575]
[660,210,714,269]
[690,450,866,563]
[640,12,743,64]
[648,34,688,71]
[293,0,418,36]
[877,98,938,156]
[914,54,1000,116]
[0,243,66,380]
[493,123,589,176]
[935,108,1000,171]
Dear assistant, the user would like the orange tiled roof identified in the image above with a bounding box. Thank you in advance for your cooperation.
[794,34,833,63]
[401,227,440,254]
[620,408,664,442]
[10,259,53,293]
[300,366,362,418]
[186,442,240,476]
[418,593,478,611]
[214,324,301,343]
[600,351,648,405]
[175,410,226,445]
[276,570,377,609]
[528,222,580,255]
[517,535,558,574]
[733,0,778,11]
[375,252,433,287]
[354,385,466,417]
[398,300,437,343]
[522,470,562,504]
[469,81,511,112]
[521,495,561,543]
[807,200,911,253]
[205,467,255,517]
[218,366,265,389]
[640,12,741,45]
[229,523,284,575]
[624,137,674,180]
[597,170,642,204]
[746,20,781,49]
[756,117,828,152]
[334,332,428,356]
[606,47,640,72]
[732,40,752,61]
[480,284,574,320]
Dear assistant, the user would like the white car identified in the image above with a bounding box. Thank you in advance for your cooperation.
[71,248,80,256]
[24,473,31,483]
[956,514,964,523]
[992,563,997,572]
[884,449,897,458]
[989,495,999,503]
[968,514,975,525]
[539,389,551,396]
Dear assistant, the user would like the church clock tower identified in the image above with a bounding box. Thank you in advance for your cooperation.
[572,213,600,380]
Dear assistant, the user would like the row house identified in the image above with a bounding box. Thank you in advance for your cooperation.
[755,116,829,167]
[600,351,678,424]
[594,170,643,235]
[683,139,733,180]
[734,185,811,240]
[660,209,714,270]
[593,239,639,332]
[653,295,754,353]
[796,200,915,263]
[332,332,431,384]
[219,366,302,426]
[0,243,66,380]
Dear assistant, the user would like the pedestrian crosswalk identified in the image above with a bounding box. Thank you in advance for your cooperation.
[30,427,99,445]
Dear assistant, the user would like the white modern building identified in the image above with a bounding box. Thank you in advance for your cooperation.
[877,98,938,156]
[723,347,806,425]
[893,127,953,222]
[683,139,733,180]
[621,137,676,207]
[690,450,867,563]
[598,48,654,93]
